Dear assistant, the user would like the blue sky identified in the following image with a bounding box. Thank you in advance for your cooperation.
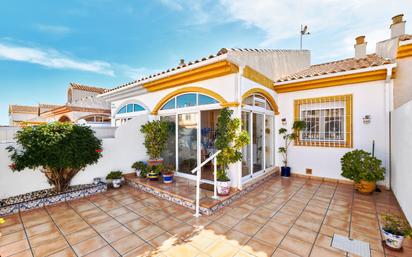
[0,0,411,124]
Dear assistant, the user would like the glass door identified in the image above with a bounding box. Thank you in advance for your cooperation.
[241,111,252,179]
[177,112,198,176]
[253,113,264,174]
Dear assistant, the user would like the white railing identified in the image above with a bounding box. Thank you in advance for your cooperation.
[0,126,20,144]
[189,150,221,217]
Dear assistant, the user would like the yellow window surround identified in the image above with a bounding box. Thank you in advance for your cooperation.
[294,94,353,148]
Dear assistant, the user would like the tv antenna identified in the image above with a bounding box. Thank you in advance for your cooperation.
[300,25,310,50]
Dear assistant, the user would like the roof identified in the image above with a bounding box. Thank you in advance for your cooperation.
[9,105,38,114]
[399,34,412,41]
[106,48,304,93]
[276,54,393,83]
[39,104,61,109]
[69,83,107,94]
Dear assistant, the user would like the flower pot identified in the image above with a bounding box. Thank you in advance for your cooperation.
[135,170,140,177]
[112,179,122,188]
[281,166,291,177]
[148,158,163,166]
[355,180,376,194]
[147,173,159,181]
[382,229,404,249]
[162,173,174,184]
[93,177,102,185]
[217,180,231,196]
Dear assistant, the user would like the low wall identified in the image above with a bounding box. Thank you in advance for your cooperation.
[0,116,148,199]
[391,100,412,224]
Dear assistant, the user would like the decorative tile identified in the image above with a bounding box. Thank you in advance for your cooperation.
[20,199,44,212]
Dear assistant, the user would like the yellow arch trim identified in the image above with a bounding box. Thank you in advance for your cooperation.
[151,87,228,115]
[242,88,280,115]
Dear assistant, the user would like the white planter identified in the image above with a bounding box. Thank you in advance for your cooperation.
[135,170,141,177]
[382,229,404,249]
[217,181,231,196]
[112,179,122,188]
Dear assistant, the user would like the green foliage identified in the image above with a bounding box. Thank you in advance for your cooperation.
[106,171,123,180]
[215,108,250,181]
[340,149,385,183]
[382,214,412,236]
[132,161,146,171]
[140,120,169,160]
[7,122,102,192]
[278,121,306,167]
[216,169,230,181]
[147,164,161,176]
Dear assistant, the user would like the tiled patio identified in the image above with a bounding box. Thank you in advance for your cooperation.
[0,176,411,257]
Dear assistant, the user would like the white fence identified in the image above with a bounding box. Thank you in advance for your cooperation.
[391,99,412,224]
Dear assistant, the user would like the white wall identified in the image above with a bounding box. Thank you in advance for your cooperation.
[0,116,148,199]
[391,100,412,224]
[276,81,390,182]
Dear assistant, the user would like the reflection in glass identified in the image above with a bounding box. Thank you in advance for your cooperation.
[177,94,197,108]
[242,112,251,178]
[178,113,197,174]
[200,110,219,180]
[265,116,273,168]
[253,113,264,173]
[199,94,218,105]
[160,116,176,167]
[161,98,175,110]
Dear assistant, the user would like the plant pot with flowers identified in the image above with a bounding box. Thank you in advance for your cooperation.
[215,108,249,196]
[162,165,175,184]
[140,120,169,167]
[340,149,385,193]
[147,165,160,181]
[381,213,412,250]
[278,121,306,178]
[106,171,123,188]
[132,161,147,177]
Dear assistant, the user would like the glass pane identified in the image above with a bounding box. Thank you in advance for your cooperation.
[127,104,133,113]
[324,108,344,141]
[178,113,197,174]
[117,106,126,114]
[244,96,253,106]
[133,104,144,112]
[253,113,264,173]
[199,94,218,105]
[265,115,273,168]
[241,111,251,178]
[266,101,273,111]
[160,116,176,168]
[161,98,176,110]
[200,109,219,180]
[177,94,196,108]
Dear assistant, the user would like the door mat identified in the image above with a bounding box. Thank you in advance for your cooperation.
[331,234,371,257]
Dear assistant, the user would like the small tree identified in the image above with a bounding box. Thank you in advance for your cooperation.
[7,122,102,192]
[215,108,250,181]
[140,120,169,160]
[278,121,306,167]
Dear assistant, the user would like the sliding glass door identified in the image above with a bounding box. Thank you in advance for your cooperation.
[177,113,198,175]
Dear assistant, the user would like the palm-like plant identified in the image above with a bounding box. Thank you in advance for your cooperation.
[278,121,306,167]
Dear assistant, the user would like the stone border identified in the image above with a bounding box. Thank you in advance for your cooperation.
[0,183,107,216]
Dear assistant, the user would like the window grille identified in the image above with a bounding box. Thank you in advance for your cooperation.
[294,94,352,148]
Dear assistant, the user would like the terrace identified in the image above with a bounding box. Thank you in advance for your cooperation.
[1,176,410,257]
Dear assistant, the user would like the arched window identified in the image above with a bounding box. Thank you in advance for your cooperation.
[160,93,218,110]
[243,94,274,111]
[117,103,145,114]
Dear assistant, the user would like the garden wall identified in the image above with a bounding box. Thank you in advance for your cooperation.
[0,116,148,199]
[391,99,412,224]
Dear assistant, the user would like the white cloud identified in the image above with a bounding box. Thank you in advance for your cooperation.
[0,43,114,76]
[116,64,160,80]
[159,0,183,11]
[35,24,72,35]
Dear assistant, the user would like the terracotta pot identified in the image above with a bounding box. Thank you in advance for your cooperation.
[355,180,376,193]
[147,158,163,166]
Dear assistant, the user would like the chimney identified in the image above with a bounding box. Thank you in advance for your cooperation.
[390,14,406,38]
[179,59,185,66]
[354,36,367,59]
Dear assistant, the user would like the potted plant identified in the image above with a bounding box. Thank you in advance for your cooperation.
[215,108,249,196]
[140,120,169,166]
[340,149,385,193]
[381,213,411,250]
[278,121,306,177]
[162,165,175,184]
[132,161,147,177]
[147,165,161,181]
[106,171,123,188]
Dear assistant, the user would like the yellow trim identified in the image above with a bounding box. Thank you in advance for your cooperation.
[221,102,240,107]
[397,43,412,59]
[143,61,239,92]
[294,94,353,148]
[242,66,274,90]
[241,88,279,114]
[151,87,229,115]
[274,69,388,93]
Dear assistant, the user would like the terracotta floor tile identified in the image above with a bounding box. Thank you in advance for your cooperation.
[73,236,107,256]
[136,224,165,241]
[279,235,313,257]
[59,220,89,235]
[224,230,251,247]
[32,237,68,257]
[288,224,318,243]
[233,220,261,236]
[242,238,275,257]
[319,224,349,237]
[25,222,57,237]
[253,227,284,246]
[214,214,240,228]
[0,239,29,257]
[28,230,63,247]
[125,217,151,232]
[115,212,140,224]
[107,207,130,218]
[310,245,346,257]
[123,243,154,257]
[204,240,240,257]
[167,224,195,240]
[92,219,119,233]
[101,226,132,243]
[66,227,97,245]
[149,233,177,252]
[157,218,183,231]
[272,248,300,257]
[84,245,119,257]
[205,222,231,235]
[0,230,26,247]
[47,247,77,257]
[111,234,145,255]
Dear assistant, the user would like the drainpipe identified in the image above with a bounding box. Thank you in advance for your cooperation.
[385,64,396,190]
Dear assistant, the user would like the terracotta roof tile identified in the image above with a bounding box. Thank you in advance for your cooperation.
[399,34,412,41]
[276,54,393,83]
[69,83,107,93]
[9,105,38,114]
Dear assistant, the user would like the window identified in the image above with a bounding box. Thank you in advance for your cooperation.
[243,94,274,111]
[160,93,218,110]
[116,104,145,114]
[294,94,352,147]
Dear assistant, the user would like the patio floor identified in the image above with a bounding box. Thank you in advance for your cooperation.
[0,176,411,257]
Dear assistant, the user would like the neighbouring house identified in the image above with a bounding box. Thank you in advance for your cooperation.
[8,83,111,127]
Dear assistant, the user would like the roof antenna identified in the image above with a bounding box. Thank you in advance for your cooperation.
[300,25,310,50]
[179,59,185,66]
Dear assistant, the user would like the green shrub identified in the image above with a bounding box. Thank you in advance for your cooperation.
[7,122,102,192]
[106,171,123,180]
[382,214,412,236]
[340,149,385,183]
[140,120,169,160]
[132,161,146,171]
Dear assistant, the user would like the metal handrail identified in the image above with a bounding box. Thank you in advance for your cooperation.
[190,150,221,217]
